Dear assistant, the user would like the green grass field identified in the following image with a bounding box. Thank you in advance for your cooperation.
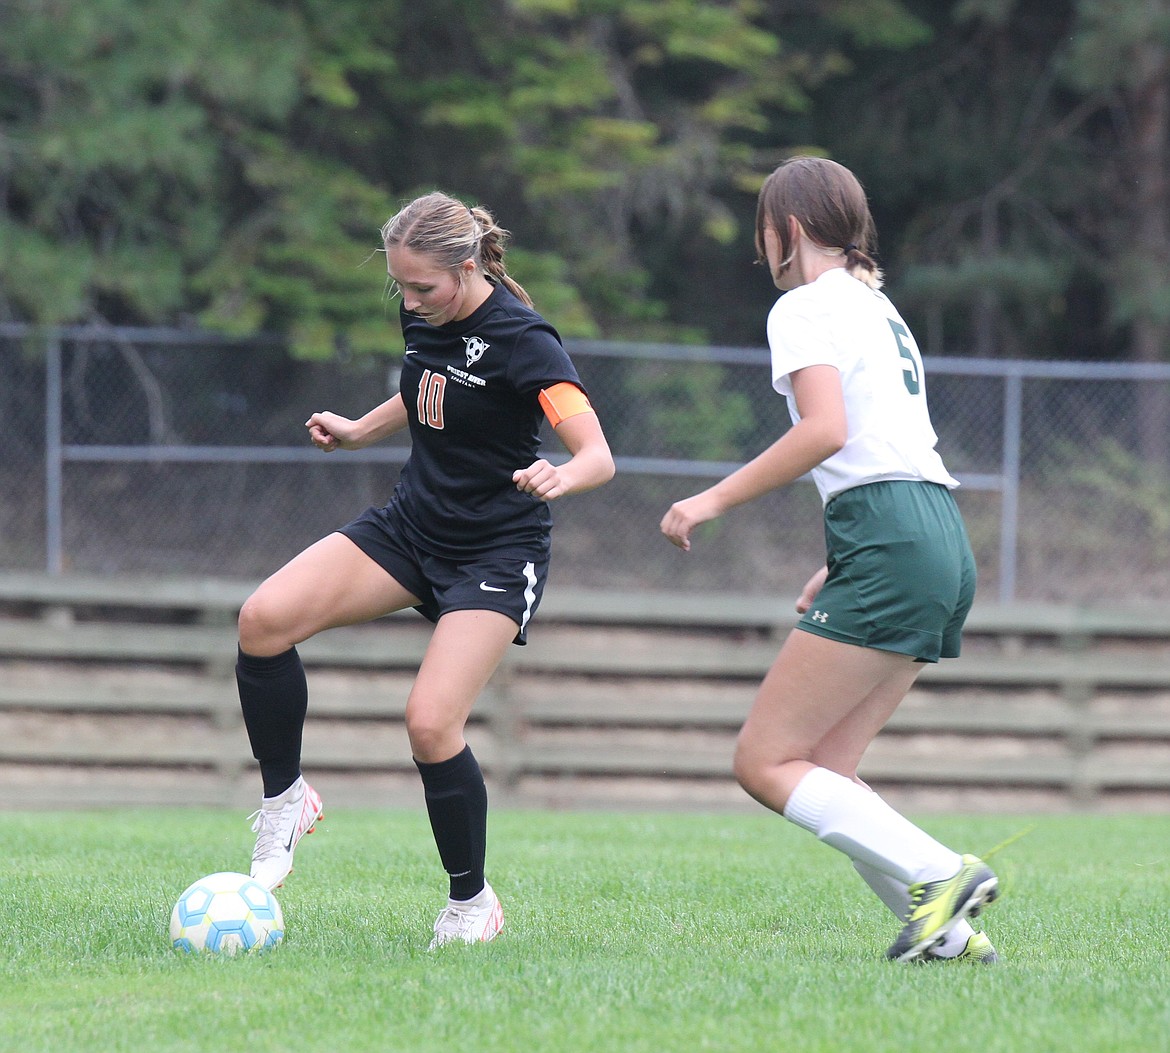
[1,808,1166,1052]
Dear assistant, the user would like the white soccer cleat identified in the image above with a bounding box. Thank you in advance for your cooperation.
[247,776,324,891]
[428,882,504,949]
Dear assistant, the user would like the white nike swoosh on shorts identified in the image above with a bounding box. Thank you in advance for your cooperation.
[479,582,507,593]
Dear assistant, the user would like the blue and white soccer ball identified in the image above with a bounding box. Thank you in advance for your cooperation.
[170,871,284,955]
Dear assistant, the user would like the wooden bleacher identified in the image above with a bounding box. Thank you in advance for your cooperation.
[1,570,1168,811]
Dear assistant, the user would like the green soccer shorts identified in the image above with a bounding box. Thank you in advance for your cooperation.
[797,480,977,663]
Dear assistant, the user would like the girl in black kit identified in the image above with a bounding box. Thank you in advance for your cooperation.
[236,191,615,948]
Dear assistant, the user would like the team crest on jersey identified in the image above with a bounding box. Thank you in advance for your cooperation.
[463,336,490,368]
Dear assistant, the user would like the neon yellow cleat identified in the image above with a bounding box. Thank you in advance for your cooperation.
[887,854,999,963]
[923,930,999,964]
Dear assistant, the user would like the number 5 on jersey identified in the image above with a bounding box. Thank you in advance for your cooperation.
[888,320,921,396]
[417,369,446,429]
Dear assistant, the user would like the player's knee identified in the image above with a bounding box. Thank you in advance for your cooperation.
[405,705,461,761]
[732,737,766,797]
[237,590,293,655]
[733,733,806,800]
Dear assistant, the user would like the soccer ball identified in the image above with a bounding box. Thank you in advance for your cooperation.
[170,871,284,955]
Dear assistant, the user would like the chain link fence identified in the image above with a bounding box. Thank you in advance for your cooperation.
[3,323,1169,603]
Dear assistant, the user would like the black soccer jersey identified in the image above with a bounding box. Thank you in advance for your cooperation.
[387,282,585,559]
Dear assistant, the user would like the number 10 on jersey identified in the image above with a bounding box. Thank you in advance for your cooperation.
[417,369,446,429]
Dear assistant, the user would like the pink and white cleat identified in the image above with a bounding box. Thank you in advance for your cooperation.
[428,882,504,949]
[247,776,324,890]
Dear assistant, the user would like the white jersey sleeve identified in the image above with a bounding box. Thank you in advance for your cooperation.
[767,269,958,503]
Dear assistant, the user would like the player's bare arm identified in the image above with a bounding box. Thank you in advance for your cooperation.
[660,365,846,551]
[512,409,614,501]
[306,393,410,452]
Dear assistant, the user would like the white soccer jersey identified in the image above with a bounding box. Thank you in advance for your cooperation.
[768,268,958,504]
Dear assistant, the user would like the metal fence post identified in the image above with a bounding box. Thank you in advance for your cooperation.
[44,330,63,575]
[999,369,1023,603]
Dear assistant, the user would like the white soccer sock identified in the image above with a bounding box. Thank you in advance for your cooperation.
[783,766,962,886]
[852,859,975,955]
[851,858,910,917]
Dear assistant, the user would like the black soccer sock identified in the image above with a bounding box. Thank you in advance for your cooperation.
[236,645,308,799]
[415,745,488,902]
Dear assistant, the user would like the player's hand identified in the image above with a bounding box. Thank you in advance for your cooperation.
[795,565,829,614]
[660,493,721,552]
[513,459,567,501]
[305,411,362,452]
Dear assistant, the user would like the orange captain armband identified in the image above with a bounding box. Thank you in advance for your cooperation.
[539,382,594,427]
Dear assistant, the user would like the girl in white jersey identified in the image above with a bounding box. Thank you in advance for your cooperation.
[661,157,1000,963]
